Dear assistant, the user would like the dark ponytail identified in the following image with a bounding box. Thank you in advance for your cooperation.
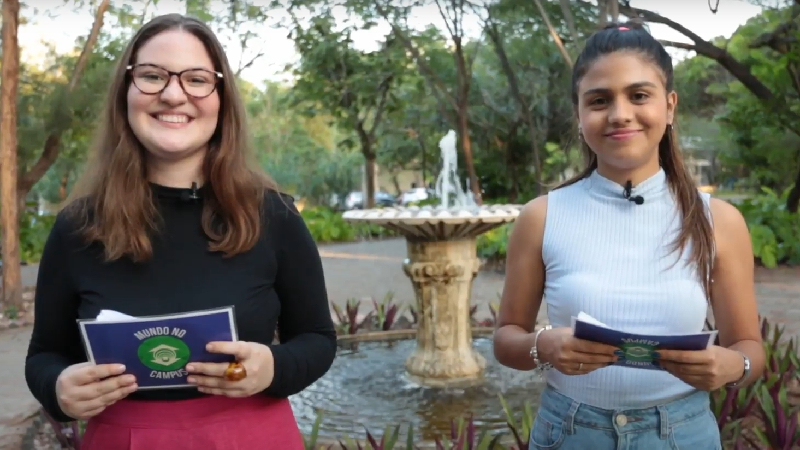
[558,21,714,299]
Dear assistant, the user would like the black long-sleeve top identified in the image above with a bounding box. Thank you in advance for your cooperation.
[25,184,337,422]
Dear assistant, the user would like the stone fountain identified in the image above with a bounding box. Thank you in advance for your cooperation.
[342,130,522,388]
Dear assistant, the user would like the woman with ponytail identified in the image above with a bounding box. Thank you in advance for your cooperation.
[493,22,764,449]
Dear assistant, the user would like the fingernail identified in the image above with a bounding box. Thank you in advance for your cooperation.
[206,344,213,351]
[651,351,661,358]
[186,365,194,372]
[187,377,196,383]
[118,365,126,372]
[614,350,624,356]
[124,375,136,383]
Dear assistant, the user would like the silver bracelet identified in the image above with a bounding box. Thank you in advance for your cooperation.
[530,325,553,372]
[726,351,751,388]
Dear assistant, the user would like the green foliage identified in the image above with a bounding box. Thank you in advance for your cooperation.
[476,224,511,263]
[735,188,800,267]
[19,208,56,264]
[710,316,800,449]
[301,207,359,243]
[244,82,362,204]
[300,207,397,243]
[304,409,512,450]
[673,5,800,196]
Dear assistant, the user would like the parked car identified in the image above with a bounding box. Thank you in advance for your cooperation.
[399,187,436,206]
[344,191,397,209]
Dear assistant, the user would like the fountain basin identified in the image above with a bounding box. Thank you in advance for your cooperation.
[289,337,545,442]
[343,204,520,240]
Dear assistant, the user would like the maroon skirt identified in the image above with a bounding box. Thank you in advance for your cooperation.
[81,395,305,450]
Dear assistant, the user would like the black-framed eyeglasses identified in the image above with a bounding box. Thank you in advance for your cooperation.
[127,63,223,99]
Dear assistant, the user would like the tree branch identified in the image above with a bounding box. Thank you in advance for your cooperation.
[618,2,775,101]
[748,4,799,53]
[18,0,110,196]
[659,40,696,51]
[236,48,265,77]
[532,0,573,67]
[373,2,458,118]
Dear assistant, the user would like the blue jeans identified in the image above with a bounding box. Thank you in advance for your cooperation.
[529,386,722,450]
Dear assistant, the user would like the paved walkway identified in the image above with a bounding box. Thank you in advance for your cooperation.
[1,238,798,448]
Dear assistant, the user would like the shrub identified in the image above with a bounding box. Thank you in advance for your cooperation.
[710,316,800,449]
[300,207,398,243]
[476,225,510,264]
[735,186,800,267]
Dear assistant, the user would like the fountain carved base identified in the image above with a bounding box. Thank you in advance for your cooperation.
[402,238,486,388]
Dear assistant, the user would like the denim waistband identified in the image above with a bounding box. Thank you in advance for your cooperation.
[539,385,712,439]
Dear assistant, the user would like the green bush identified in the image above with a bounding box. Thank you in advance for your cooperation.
[734,186,800,267]
[300,206,398,244]
[476,224,511,263]
[19,207,56,264]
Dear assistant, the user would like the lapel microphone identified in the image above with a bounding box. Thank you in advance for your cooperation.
[623,180,645,205]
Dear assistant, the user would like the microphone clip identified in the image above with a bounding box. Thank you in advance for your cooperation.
[180,182,201,202]
[623,180,645,205]
[188,182,200,200]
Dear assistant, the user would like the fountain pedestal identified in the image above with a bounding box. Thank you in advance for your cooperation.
[342,203,521,388]
[403,238,485,387]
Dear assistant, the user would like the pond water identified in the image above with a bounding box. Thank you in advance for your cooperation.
[289,338,545,442]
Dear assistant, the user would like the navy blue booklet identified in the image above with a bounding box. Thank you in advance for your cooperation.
[571,312,718,371]
[78,307,238,389]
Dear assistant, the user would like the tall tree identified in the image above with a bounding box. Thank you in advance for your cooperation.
[16,0,110,203]
[287,8,403,207]
[372,0,484,203]
[0,0,22,306]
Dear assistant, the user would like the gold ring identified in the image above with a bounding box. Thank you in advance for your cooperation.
[224,362,247,381]
[578,363,583,371]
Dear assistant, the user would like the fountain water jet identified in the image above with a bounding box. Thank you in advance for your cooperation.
[343,130,522,388]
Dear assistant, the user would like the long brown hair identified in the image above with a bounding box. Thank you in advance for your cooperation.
[557,22,714,298]
[66,14,276,263]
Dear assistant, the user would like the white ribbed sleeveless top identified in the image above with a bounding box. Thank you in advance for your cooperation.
[542,168,712,409]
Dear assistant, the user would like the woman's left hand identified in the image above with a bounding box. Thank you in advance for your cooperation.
[655,346,745,391]
[185,341,275,397]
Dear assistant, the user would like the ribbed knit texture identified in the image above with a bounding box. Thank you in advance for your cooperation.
[542,168,711,409]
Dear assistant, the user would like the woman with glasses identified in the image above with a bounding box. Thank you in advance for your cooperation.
[24,14,336,449]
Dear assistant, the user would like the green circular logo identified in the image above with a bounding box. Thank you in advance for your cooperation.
[137,336,191,371]
[620,343,653,363]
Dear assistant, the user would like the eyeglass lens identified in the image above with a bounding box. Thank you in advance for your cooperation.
[131,65,217,97]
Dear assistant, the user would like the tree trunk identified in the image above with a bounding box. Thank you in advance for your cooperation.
[16,0,110,201]
[391,173,401,196]
[356,122,376,209]
[364,156,377,209]
[452,37,481,204]
[457,111,481,203]
[484,22,543,196]
[0,0,22,307]
[59,171,70,201]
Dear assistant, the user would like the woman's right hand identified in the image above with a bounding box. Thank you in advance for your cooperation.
[538,327,619,376]
[55,363,138,420]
